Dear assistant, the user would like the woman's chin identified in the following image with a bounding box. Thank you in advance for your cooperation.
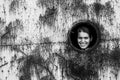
[78,45,87,49]
[81,47,87,49]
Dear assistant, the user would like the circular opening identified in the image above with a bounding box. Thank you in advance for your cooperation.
[69,20,101,52]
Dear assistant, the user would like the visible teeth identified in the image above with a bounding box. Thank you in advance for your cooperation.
[82,44,85,45]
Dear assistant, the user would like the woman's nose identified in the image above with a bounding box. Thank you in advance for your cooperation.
[81,39,85,42]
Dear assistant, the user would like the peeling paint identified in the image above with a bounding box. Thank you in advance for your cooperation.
[104,1,114,17]
[1,19,23,45]
[37,0,56,8]
[39,7,57,27]
[0,0,120,80]
[65,52,99,80]
[71,0,88,13]
[9,0,26,13]
[18,54,55,80]
[93,2,104,16]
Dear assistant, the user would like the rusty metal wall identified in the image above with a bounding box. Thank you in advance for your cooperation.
[0,0,120,80]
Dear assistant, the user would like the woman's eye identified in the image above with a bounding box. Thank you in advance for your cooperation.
[78,37,82,39]
[84,37,88,39]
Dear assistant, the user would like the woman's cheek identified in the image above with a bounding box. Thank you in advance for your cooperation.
[77,39,81,42]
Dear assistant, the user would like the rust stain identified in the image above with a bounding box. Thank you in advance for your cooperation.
[104,1,114,17]
[18,53,55,80]
[37,0,55,8]
[9,0,26,13]
[9,0,20,12]
[0,0,120,80]
[1,19,23,45]
[93,2,104,16]
[93,1,114,17]
[71,0,88,13]
[39,7,57,27]
[110,48,120,67]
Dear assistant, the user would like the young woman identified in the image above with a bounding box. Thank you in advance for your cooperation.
[77,27,92,50]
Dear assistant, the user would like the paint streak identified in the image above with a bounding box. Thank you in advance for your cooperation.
[18,37,54,80]
[93,3,104,16]
[39,7,57,27]
[39,37,52,53]
[0,17,6,35]
[92,1,114,24]
[67,53,99,80]
[104,1,114,17]
[65,45,120,80]
[9,0,26,13]
[19,55,55,80]
[1,19,23,45]
[40,75,55,80]
[72,0,83,9]
[59,0,71,15]
[37,0,55,8]
[9,0,19,11]
[9,0,20,13]
[110,48,120,67]
[1,22,13,44]
[71,0,88,13]
[0,0,119,80]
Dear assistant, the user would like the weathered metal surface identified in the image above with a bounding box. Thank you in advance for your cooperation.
[0,0,120,80]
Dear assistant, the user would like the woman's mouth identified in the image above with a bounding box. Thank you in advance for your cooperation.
[78,43,88,48]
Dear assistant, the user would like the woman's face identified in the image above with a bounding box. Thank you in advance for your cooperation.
[77,31,90,49]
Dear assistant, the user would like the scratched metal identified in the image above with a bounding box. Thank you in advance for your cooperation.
[0,0,120,80]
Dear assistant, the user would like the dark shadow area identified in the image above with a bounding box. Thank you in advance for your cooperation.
[67,59,98,80]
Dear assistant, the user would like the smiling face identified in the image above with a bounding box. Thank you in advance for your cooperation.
[77,31,90,49]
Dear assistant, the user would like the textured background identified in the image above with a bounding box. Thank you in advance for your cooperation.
[0,0,120,80]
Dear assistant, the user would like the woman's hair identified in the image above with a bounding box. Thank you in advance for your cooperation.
[77,26,92,38]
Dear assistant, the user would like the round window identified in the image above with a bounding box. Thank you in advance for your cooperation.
[69,20,101,52]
